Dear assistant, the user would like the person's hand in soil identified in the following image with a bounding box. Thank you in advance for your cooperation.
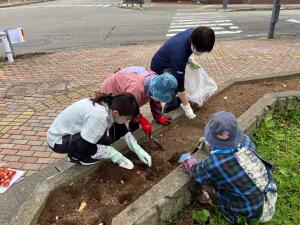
[181,103,197,119]
[93,145,134,169]
[179,153,198,175]
[139,115,153,135]
[123,132,152,167]
[156,116,172,125]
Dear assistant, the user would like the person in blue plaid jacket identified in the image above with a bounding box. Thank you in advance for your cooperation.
[180,111,277,223]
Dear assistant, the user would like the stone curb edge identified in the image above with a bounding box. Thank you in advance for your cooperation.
[111,92,300,225]
[5,71,300,225]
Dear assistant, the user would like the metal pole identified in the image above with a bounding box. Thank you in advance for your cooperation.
[223,0,228,9]
[0,31,14,63]
[268,0,281,39]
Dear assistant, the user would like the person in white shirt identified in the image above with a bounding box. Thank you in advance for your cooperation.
[47,92,151,169]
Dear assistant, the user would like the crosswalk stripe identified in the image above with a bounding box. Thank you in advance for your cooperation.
[169,23,234,32]
[10,1,114,8]
[169,26,225,32]
[286,19,300,24]
[166,11,243,38]
[171,20,231,24]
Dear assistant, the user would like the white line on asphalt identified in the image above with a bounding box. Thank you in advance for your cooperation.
[171,26,225,30]
[171,20,231,25]
[229,26,239,29]
[167,30,242,37]
[247,33,265,36]
[215,30,242,34]
[168,23,234,32]
[170,24,228,28]
[102,4,111,7]
[173,16,226,20]
[286,19,300,24]
[175,12,222,15]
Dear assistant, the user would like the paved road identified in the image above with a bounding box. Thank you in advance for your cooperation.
[0,2,299,54]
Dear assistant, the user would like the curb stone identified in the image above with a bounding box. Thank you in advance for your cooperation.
[6,71,300,225]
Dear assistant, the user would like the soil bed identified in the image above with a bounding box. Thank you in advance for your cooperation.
[38,76,300,225]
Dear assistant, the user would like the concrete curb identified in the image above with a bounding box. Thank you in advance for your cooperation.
[111,89,300,225]
[5,71,300,225]
[217,5,300,12]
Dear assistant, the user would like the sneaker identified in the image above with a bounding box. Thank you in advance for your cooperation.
[68,155,80,164]
[78,157,99,166]
[68,155,99,166]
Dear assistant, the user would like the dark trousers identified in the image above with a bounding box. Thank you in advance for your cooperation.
[163,95,181,113]
[50,133,114,160]
[109,121,140,141]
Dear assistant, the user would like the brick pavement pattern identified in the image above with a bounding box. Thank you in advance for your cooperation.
[0,37,300,178]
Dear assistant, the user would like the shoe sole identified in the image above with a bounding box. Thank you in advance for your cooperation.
[68,156,99,166]
[78,160,99,166]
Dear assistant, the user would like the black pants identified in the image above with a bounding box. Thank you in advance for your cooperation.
[163,95,181,113]
[109,121,140,141]
[50,133,114,160]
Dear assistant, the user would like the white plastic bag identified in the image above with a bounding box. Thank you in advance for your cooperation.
[184,65,217,107]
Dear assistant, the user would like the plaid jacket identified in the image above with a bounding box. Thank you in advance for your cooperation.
[192,135,273,223]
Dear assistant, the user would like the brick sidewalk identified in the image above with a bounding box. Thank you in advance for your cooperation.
[0,37,300,178]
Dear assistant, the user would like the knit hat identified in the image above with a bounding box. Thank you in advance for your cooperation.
[204,111,243,149]
[148,72,178,103]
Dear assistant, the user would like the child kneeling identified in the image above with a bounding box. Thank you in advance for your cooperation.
[180,111,277,224]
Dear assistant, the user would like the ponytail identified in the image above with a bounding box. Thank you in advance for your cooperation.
[90,92,113,106]
[90,91,140,117]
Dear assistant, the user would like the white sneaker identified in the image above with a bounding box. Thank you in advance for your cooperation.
[119,157,134,170]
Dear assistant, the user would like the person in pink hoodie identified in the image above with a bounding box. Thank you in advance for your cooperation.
[101,66,178,140]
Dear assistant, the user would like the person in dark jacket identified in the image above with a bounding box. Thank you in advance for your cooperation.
[151,26,215,119]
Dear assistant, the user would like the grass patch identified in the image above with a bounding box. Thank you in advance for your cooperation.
[251,104,300,225]
[161,103,300,225]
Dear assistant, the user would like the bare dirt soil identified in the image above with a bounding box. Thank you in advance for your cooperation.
[38,76,300,225]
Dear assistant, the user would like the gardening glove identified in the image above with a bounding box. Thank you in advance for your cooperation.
[139,115,153,135]
[157,116,172,125]
[181,103,197,119]
[188,57,201,70]
[123,132,152,167]
[179,153,198,176]
[92,145,134,169]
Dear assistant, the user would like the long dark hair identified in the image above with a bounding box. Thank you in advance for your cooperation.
[90,92,140,117]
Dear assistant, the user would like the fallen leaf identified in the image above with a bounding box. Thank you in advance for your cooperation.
[136,170,143,176]
[69,182,74,186]
[55,216,59,220]
[224,96,228,100]
[120,180,125,184]
[98,223,104,225]
[78,201,87,212]
[122,200,129,206]
[282,83,287,88]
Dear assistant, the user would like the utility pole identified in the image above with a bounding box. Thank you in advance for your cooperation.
[268,0,281,39]
[223,0,228,9]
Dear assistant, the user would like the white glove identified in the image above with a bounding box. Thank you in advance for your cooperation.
[123,132,152,167]
[91,145,134,170]
[188,57,201,69]
[181,103,197,119]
